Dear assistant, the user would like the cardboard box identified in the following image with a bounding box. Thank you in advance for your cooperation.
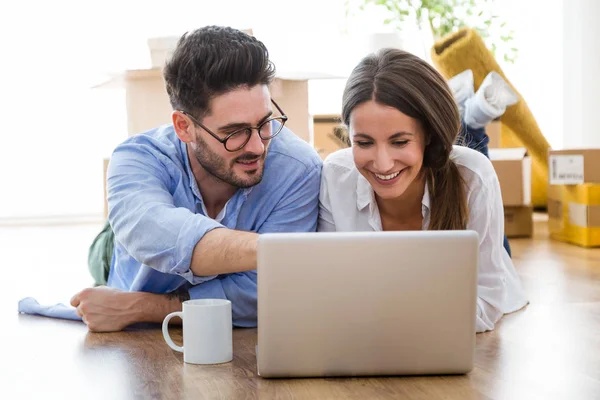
[548,183,600,247]
[504,206,533,238]
[548,148,600,185]
[489,148,532,206]
[485,120,501,148]
[313,115,349,159]
[94,64,333,143]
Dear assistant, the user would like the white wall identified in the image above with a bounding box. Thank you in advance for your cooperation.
[0,0,352,220]
[563,0,600,148]
[0,0,566,219]
[484,0,564,150]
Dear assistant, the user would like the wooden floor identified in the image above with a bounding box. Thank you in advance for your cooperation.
[4,214,600,399]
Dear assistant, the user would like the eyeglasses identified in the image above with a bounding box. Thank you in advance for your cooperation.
[179,99,288,152]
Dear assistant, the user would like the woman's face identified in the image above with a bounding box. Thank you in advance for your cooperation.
[350,100,427,200]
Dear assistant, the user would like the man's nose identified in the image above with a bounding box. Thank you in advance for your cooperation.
[243,129,265,155]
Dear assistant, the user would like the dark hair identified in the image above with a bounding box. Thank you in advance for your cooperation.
[163,26,276,118]
[342,48,468,230]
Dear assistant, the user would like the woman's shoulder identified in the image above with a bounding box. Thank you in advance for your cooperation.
[321,148,360,192]
[323,147,354,169]
[451,145,496,176]
[451,145,498,188]
[322,148,358,178]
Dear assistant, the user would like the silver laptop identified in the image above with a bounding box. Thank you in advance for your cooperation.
[256,230,479,378]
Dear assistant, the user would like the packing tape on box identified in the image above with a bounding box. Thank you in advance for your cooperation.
[549,184,600,247]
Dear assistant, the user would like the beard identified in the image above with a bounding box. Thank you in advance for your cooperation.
[191,134,267,189]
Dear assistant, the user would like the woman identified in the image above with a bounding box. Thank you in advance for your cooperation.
[318,48,528,333]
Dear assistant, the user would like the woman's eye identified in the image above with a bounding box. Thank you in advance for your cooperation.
[355,141,372,148]
[392,140,409,146]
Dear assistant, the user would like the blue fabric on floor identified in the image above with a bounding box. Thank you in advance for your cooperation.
[18,297,82,321]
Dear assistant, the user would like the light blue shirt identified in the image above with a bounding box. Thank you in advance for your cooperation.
[106,123,322,327]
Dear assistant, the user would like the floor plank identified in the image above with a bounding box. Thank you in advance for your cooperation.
[3,214,600,399]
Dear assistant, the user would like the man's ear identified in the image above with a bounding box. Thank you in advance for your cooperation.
[172,111,194,143]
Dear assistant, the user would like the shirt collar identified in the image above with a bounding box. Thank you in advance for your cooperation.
[356,174,373,211]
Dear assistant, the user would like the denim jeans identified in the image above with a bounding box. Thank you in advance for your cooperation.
[459,122,512,257]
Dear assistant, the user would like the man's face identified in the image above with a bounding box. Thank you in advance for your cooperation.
[190,85,273,188]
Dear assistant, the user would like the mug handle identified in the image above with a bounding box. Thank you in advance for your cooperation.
[162,311,184,353]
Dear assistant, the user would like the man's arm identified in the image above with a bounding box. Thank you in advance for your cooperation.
[187,164,322,328]
[74,162,321,332]
[71,227,260,332]
[190,229,258,276]
[107,141,259,281]
[70,287,187,332]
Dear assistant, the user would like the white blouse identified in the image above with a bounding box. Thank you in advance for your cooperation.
[318,145,528,332]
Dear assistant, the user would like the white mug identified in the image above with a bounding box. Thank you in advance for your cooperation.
[162,299,233,365]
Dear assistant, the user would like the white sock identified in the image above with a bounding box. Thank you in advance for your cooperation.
[448,69,474,117]
[464,71,519,128]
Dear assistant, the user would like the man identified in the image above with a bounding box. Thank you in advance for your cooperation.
[70,26,322,332]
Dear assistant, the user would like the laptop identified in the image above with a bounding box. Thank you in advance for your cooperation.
[256,230,479,378]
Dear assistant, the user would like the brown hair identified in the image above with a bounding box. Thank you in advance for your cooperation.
[342,48,468,230]
[163,26,276,119]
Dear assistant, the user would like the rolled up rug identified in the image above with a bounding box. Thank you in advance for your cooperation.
[431,28,550,208]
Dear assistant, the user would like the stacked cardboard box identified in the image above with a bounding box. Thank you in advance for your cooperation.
[548,149,600,247]
[489,148,534,238]
[485,120,502,149]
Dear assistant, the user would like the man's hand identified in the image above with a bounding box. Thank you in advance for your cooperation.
[70,287,141,332]
[70,287,185,332]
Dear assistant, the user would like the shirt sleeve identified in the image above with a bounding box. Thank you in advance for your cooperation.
[107,142,223,285]
[468,174,510,333]
[188,164,322,327]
